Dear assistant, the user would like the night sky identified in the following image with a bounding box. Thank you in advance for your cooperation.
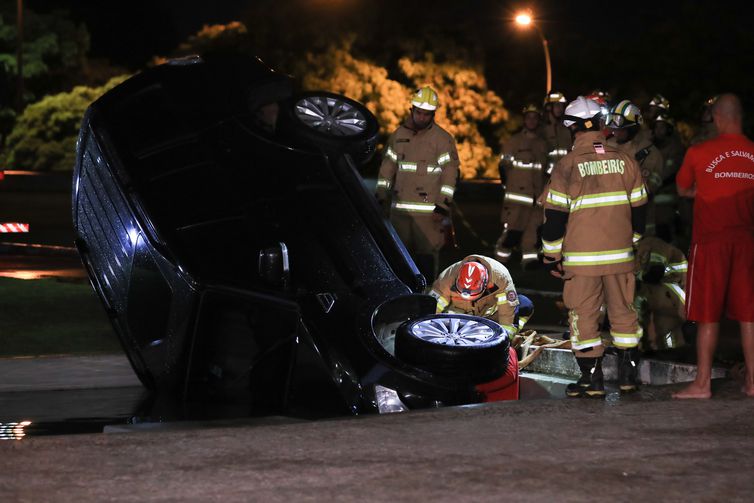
[23,0,754,122]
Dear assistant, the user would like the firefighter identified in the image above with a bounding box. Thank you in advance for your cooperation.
[690,95,719,145]
[635,93,670,146]
[606,100,665,235]
[429,255,534,401]
[634,236,688,351]
[376,86,460,282]
[495,104,549,268]
[429,255,533,336]
[652,114,687,243]
[542,96,648,398]
[541,91,572,176]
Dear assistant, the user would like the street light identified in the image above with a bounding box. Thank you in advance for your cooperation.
[514,9,552,95]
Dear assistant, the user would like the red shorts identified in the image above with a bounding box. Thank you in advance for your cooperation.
[686,239,754,322]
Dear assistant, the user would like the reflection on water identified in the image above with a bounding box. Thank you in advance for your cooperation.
[0,270,84,280]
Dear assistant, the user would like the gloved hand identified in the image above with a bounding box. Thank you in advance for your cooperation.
[543,255,565,278]
[642,263,665,284]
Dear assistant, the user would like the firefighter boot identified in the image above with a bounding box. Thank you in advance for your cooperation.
[618,348,640,393]
[566,357,605,398]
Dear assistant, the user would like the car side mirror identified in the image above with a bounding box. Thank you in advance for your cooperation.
[258,242,290,290]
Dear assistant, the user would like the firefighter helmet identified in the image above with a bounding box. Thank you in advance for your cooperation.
[649,94,670,110]
[590,89,611,102]
[605,100,643,129]
[455,261,489,300]
[562,96,603,131]
[522,104,541,115]
[411,86,439,111]
[655,113,675,128]
[543,91,567,106]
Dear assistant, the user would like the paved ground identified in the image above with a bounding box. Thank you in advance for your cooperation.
[1,377,752,502]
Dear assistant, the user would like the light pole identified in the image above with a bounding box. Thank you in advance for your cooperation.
[515,10,552,95]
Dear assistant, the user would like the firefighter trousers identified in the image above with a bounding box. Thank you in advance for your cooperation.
[500,203,541,256]
[390,211,443,280]
[563,273,640,358]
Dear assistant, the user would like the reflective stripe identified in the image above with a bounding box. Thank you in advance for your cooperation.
[399,162,417,172]
[427,165,442,175]
[548,148,569,157]
[571,337,602,351]
[663,282,686,304]
[500,324,517,335]
[394,201,435,213]
[496,294,509,305]
[484,306,497,317]
[501,154,515,162]
[517,316,530,330]
[521,253,539,261]
[632,233,642,245]
[564,248,634,266]
[437,152,451,165]
[666,261,688,274]
[542,238,563,253]
[429,290,450,311]
[650,252,667,265]
[376,178,391,190]
[512,160,543,170]
[441,185,455,197]
[546,189,570,209]
[496,249,512,259]
[630,186,648,204]
[570,191,629,212]
[385,147,398,162]
[547,162,555,175]
[505,192,535,205]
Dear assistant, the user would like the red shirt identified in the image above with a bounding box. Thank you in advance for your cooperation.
[677,133,754,244]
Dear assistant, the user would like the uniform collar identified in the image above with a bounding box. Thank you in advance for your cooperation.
[573,131,604,149]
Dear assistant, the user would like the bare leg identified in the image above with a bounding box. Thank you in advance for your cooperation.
[741,322,754,397]
[673,322,718,399]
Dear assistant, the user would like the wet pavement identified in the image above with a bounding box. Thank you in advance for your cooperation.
[1,377,752,502]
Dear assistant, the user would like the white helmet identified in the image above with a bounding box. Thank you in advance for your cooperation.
[563,96,603,130]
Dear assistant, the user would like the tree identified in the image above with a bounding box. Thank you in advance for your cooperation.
[0,7,91,138]
[2,75,129,172]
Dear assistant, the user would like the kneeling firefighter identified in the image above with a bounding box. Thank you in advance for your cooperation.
[429,255,534,401]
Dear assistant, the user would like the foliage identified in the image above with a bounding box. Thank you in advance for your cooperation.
[152,22,250,65]
[302,44,508,179]
[2,75,129,171]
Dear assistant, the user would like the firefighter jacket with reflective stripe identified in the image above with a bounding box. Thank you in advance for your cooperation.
[376,121,460,214]
[543,131,648,276]
[608,136,664,195]
[541,119,573,175]
[501,130,549,206]
[635,236,688,287]
[429,255,520,335]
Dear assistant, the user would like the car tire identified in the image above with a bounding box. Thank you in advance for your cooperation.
[279,91,379,165]
[395,314,510,384]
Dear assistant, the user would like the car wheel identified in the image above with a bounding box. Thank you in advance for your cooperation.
[281,91,379,165]
[395,314,510,384]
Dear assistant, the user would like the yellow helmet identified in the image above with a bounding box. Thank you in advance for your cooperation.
[543,91,567,106]
[411,86,439,111]
[649,94,670,110]
[522,104,541,115]
[605,99,643,129]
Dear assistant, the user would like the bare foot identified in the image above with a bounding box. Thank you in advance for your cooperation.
[673,381,712,399]
[742,384,754,397]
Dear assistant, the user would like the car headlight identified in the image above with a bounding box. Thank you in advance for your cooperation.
[374,384,409,414]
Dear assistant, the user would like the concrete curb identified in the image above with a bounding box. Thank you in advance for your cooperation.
[524,346,728,384]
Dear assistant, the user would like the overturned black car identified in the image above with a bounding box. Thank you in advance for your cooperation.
[72,53,511,416]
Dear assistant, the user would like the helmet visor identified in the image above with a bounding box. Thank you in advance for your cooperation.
[605,112,629,128]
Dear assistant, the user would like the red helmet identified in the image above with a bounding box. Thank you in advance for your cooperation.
[455,261,489,300]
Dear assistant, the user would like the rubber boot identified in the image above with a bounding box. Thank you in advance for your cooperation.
[618,348,640,393]
[566,357,605,398]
